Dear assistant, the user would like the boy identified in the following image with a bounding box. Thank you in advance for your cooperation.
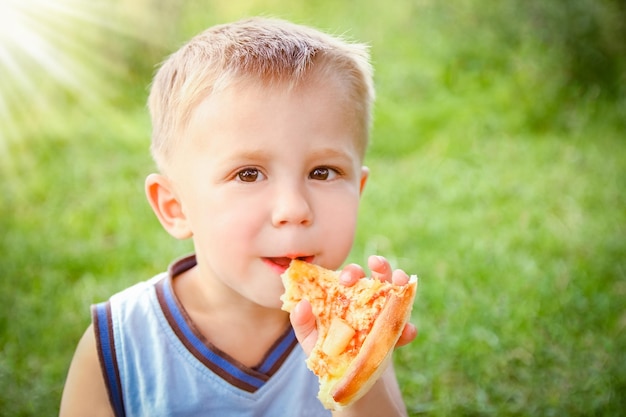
[60,17,417,416]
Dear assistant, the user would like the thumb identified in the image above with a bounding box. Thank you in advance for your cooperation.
[289,299,318,356]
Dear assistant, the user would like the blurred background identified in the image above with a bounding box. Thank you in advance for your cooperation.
[1,0,624,415]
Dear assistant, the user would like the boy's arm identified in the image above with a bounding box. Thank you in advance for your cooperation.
[334,364,408,417]
[59,325,115,417]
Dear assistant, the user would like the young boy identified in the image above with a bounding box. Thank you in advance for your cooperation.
[60,17,417,417]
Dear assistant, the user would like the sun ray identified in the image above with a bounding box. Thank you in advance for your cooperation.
[0,0,168,167]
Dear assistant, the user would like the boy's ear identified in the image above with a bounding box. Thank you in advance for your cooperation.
[359,166,369,195]
[145,173,192,239]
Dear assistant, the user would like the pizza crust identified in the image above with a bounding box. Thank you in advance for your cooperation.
[280,260,417,410]
[330,285,416,405]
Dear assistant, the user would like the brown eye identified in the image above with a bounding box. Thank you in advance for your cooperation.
[237,168,263,182]
[309,167,338,181]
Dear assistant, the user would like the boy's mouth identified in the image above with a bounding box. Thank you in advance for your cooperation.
[264,255,314,272]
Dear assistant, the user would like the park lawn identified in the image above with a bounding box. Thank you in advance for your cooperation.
[1,99,623,416]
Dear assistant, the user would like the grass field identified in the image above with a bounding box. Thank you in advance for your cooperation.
[1,0,625,416]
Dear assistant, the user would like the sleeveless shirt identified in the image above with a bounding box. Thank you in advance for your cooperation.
[92,255,330,417]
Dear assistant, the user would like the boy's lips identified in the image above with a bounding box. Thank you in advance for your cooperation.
[263,255,314,272]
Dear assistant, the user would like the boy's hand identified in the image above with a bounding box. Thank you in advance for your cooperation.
[289,255,418,356]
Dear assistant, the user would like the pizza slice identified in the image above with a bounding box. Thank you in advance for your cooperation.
[280,260,417,410]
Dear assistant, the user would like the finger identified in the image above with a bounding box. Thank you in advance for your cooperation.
[391,268,410,286]
[395,322,418,348]
[339,263,366,286]
[289,300,318,355]
[368,255,392,282]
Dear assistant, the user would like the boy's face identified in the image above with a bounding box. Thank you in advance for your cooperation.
[167,74,368,309]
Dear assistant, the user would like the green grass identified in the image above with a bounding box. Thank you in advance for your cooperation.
[1,0,625,416]
[357,130,625,416]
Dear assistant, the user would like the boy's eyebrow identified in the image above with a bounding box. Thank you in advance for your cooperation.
[306,146,357,163]
[223,148,272,162]
[224,146,356,162]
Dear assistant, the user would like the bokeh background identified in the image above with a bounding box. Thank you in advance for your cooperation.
[1,0,624,415]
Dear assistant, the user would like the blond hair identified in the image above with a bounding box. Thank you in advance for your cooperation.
[148,17,374,169]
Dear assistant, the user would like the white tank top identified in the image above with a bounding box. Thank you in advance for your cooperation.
[92,255,330,416]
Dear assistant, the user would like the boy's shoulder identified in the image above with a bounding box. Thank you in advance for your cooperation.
[103,254,195,305]
[107,271,167,303]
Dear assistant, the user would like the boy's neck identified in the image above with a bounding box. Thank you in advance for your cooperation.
[172,263,291,367]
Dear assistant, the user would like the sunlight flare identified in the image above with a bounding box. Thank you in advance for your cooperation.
[0,0,160,155]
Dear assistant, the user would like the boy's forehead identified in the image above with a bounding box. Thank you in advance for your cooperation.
[193,73,368,136]
[178,75,367,161]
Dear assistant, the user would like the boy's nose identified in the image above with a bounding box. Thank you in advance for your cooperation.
[271,187,313,227]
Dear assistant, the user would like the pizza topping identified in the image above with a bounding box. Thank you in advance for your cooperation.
[322,318,356,356]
